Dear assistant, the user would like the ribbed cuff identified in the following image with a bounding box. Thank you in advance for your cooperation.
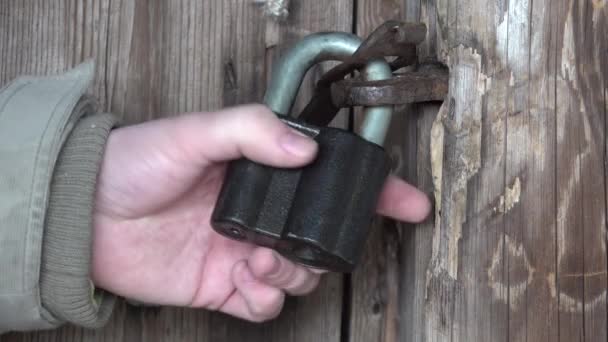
[40,113,118,328]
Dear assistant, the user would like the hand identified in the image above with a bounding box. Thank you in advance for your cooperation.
[91,104,431,322]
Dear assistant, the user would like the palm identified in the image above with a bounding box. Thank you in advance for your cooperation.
[90,106,431,322]
[92,118,262,309]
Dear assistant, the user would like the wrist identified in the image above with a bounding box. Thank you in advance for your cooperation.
[42,113,118,327]
[91,211,113,289]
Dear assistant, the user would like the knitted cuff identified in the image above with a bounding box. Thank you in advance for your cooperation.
[40,113,118,328]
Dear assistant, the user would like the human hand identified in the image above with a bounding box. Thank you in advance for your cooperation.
[91,104,431,322]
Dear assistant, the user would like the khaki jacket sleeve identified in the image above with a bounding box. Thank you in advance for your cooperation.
[0,62,117,333]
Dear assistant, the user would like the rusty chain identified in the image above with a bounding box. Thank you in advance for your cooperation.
[298,20,448,127]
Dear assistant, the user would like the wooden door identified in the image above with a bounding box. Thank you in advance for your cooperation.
[350,1,608,341]
[1,1,606,341]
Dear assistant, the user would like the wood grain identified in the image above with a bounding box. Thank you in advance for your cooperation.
[505,0,559,340]
[554,1,607,341]
[0,1,351,341]
[408,0,608,341]
[349,0,607,341]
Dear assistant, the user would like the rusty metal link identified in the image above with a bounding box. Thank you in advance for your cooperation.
[297,21,448,127]
[331,63,449,107]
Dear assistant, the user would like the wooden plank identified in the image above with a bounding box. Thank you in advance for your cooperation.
[398,3,442,342]
[0,0,112,106]
[418,0,508,341]
[349,1,411,342]
[349,2,446,342]
[400,102,440,342]
[353,2,507,342]
[502,0,558,341]
[554,1,607,341]
[406,0,608,342]
[349,1,449,342]
[400,2,442,342]
[503,0,560,340]
[0,1,351,341]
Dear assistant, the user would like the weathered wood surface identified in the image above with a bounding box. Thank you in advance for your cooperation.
[426,0,607,341]
[1,0,607,341]
[349,0,607,342]
[0,1,350,341]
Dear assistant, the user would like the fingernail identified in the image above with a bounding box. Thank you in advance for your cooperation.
[279,130,317,157]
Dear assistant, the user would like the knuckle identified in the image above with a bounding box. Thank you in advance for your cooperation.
[250,248,280,278]
[244,104,273,122]
[232,105,278,138]
[250,291,284,321]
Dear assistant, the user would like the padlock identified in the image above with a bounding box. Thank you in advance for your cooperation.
[211,32,394,272]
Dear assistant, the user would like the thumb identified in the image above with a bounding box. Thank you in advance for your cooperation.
[174,104,318,167]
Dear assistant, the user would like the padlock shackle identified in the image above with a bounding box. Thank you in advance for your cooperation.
[358,60,393,145]
[264,32,362,115]
[264,32,393,146]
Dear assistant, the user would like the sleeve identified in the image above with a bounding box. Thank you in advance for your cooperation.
[0,62,118,333]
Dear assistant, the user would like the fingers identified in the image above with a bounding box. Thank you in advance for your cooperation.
[222,260,285,322]
[248,248,320,296]
[376,174,432,223]
[174,104,318,168]
[220,249,321,322]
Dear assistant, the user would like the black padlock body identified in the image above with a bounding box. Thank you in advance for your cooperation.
[211,116,391,272]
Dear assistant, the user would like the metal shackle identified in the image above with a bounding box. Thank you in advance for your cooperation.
[263,32,393,145]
